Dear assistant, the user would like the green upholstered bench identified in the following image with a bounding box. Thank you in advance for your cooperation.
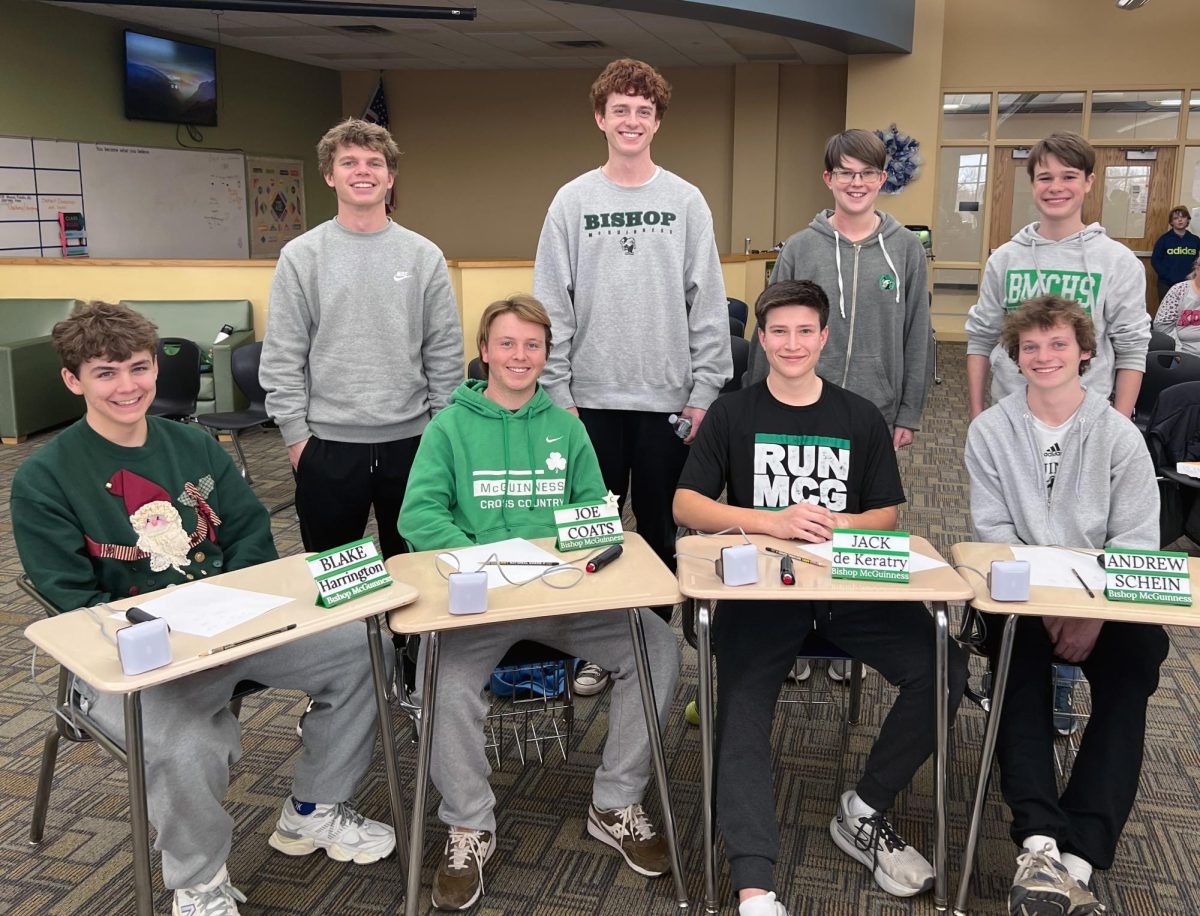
[119,300,256,415]
[0,299,85,443]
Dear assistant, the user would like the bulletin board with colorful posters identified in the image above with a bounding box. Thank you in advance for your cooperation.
[247,156,305,258]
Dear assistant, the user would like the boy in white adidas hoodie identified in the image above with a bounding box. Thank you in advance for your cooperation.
[966,132,1150,420]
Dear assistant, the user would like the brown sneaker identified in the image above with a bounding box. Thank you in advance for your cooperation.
[431,828,495,911]
[586,803,671,877]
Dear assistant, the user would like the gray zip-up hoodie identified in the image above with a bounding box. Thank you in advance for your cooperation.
[964,388,1158,550]
[746,210,930,430]
[965,222,1151,405]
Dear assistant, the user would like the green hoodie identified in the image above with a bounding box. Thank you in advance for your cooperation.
[399,379,607,550]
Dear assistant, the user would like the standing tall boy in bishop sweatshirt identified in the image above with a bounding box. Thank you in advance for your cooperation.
[966,132,1149,420]
[260,117,463,560]
[533,57,730,693]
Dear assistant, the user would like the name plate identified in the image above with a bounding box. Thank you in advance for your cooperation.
[554,500,624,552]
[307,537,393,608]
[831,529,911,583]
[1104,548,1192,606]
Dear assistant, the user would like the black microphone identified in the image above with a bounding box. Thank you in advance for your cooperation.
[586,544,623,573]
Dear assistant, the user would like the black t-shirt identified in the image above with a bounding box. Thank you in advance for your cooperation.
[678,379,905,514]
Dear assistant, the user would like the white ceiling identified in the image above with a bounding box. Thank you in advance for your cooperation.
[49,0,848,71]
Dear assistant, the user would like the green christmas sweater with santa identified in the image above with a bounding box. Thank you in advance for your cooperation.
[12,416,277,613]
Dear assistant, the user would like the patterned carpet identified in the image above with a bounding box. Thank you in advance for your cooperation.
[2,342,1199,915]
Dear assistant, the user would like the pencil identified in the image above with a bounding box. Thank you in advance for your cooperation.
[764,546,825,568]
[1071,567,1095,599]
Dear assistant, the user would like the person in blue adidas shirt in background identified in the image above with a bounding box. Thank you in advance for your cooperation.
[1151,206,1200,304]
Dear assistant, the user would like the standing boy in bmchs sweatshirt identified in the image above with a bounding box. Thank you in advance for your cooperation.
[965,296,1167,916]
[398,296,680,912]
[748,128,931,450]
[966,132,1150,420]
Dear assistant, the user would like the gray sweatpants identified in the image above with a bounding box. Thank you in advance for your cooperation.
[82,621,383,889]
[417,609,680,833]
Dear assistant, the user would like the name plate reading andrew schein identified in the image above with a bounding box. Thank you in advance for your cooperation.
[831,529,911,583]
[1104,548,1192,606]
[307,537,393,608]
[555,500,624,552]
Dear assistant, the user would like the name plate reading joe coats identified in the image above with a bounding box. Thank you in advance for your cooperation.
[1104,548,1192,606]
[554,500,624,552]
[307,537,393,608]
[831,529,911,583]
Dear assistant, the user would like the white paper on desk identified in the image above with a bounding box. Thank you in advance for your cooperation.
[109,582,291,637]
[1009,546,1105,590]
[437,538,565,590]
[796,540,949,572]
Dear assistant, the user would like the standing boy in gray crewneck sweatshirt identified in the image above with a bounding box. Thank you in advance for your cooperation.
[533,58,730,695]
[260,117,463,560]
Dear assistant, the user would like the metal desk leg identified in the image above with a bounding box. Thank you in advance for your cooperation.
[627,608,690,911]
[366,616,409,870]
[954,614,1017,916]
[124,692,153,916]
[933,601,950,912]
[696,599,719,915]
[405,631,440,916]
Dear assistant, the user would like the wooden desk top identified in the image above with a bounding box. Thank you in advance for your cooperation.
[676,534,973,603]
[25,554,418,694]
[383,532,681,634]
[951,542,1200,627]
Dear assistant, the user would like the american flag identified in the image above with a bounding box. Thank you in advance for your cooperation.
[363,77,389,129]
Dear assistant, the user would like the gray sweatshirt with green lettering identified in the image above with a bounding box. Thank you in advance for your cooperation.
[965,222,1150,404]
[261,219,463,446]
[533,167,731,412]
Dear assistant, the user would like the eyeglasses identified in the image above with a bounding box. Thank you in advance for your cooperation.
[829,168,884,184]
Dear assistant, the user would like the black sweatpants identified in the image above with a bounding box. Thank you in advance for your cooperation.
[293,435,420,560]
[983,614,1168,868]
[578,408,689,621]
[713,598,968,893]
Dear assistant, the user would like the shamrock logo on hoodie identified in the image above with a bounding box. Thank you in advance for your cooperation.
[546,452,567,472]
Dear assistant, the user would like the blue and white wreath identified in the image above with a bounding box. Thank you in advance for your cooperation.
[874,124,921,195]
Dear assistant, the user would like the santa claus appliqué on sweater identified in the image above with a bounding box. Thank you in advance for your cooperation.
[84,468,223,573]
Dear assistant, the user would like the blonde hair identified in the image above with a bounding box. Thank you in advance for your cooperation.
[476,295,553,378]
[317,118,400,176]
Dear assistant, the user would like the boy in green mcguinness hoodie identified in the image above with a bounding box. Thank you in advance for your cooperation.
[398,296,681,912]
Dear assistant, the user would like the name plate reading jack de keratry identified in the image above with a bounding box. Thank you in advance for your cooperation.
[1104,548,1192,606]
[307,537,393,608]
[831,529,911,583]
[554,500,624,552]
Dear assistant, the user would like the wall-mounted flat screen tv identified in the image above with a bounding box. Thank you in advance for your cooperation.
[124,30,217,127]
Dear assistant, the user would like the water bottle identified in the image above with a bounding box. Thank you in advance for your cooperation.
[668,413,692,439]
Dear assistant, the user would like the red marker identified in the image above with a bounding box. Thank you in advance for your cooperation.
[586,545,623,573]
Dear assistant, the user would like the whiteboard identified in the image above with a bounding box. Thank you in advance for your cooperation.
[79,142,248,258]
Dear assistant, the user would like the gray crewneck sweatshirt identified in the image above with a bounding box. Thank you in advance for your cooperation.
[260,219,463,446]
[965,222,1151,404]
[533,167,731,412]
[965,388,1158,550]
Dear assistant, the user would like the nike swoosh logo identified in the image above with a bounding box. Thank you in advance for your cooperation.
[546,436,563,443]
[393,271,411,282]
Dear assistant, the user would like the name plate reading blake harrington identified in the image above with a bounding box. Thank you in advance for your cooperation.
[831,529,911,583]
[554,500,624,552]
[1104,548,1192,606]
[307,537,393,608]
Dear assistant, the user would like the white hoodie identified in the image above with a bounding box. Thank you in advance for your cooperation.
[965,222,1150,403]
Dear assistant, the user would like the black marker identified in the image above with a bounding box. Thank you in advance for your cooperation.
[779,554,795,586]
[586,544,623,573]
[125,606,168,630]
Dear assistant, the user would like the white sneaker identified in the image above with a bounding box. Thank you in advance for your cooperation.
[739,890,791,915]
[173,867,247,916]
[787,659,812,683]
[828,659,852,682]
[829,791,934,897]
[268,797,396,864]
[573,661,611,696]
